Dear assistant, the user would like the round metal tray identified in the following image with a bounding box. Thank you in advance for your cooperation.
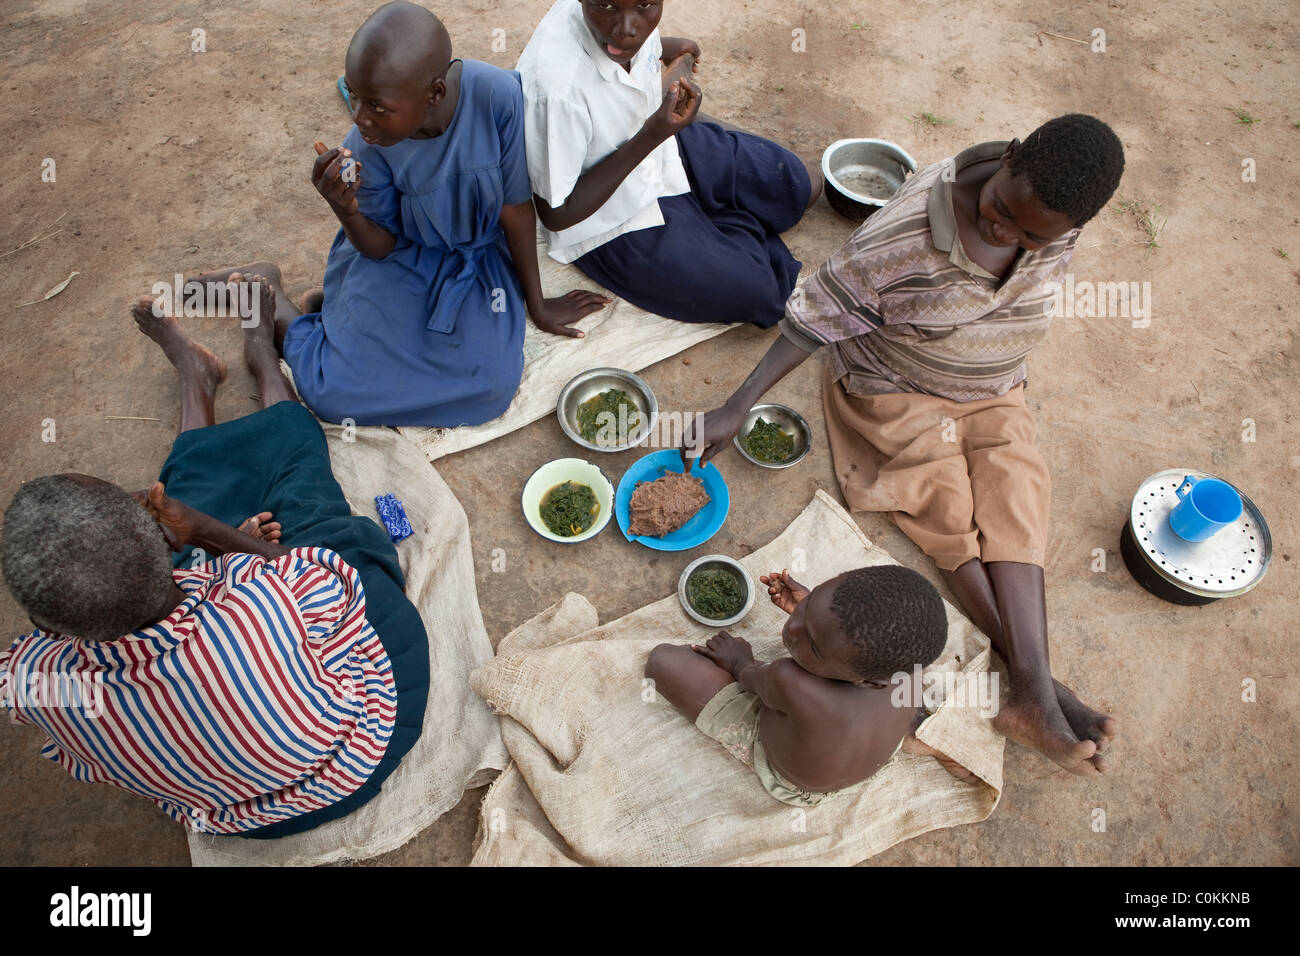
[1127,469,1271,600]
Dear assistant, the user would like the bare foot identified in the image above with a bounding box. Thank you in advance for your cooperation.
[131,295,227,389]
[238,274,279,368]
[233,274,298,406]
[184,262,287,318]
[299,288,324,314]
[191,261,284,291]
[237,511,282,542]
[994,690,1101,777]
[902,727,976,782]
[1056,679,1117,762]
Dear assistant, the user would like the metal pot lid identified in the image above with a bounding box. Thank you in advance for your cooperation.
[1129,469,1271,599]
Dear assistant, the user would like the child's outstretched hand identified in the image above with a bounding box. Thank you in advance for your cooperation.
[692,630,754,678]
[531,290,612,339]
[312,141,363,217]
[760,570,810,615]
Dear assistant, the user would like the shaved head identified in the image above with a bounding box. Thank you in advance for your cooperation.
[346,1,452,91]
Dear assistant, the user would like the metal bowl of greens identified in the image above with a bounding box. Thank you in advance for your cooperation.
[678,554,756,628]
[557,367,659,453]
[733,403,812,469]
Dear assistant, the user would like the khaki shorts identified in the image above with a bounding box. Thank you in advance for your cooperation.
[822,365,1051,571]
[695,683,847,807]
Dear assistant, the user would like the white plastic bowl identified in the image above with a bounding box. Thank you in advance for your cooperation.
[521,458,615,544]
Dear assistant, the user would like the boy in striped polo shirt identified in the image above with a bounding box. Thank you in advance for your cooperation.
[685,115,1125,778]
[0,277,428,837]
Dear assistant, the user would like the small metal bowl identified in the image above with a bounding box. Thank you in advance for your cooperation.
[822,138,918,221]
[732,404,811,469]
[678,554,756,629]
[557,367,659,453]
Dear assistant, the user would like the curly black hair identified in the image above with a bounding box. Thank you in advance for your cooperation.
[1009,113,1125,227]
[2,476,174,640]
[830,566,948,682]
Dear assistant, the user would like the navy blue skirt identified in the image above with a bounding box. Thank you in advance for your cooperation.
[157,401,430,839]
[574,121,810,328]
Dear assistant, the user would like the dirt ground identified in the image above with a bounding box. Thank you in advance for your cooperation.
[1,0,1296,866]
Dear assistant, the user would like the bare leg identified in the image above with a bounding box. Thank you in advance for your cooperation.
[645,643,735,722]
[234,273,298,408]
[940,558,1004,643]
[801,159,824,211]
[131,295,227,433]
[941,559,1114,775]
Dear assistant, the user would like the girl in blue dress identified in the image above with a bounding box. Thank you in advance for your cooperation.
[207,3,607,427]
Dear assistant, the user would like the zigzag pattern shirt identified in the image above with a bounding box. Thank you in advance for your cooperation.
[780,141,1078,402]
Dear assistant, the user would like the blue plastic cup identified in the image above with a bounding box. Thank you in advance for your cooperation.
[1168,475,1242,542]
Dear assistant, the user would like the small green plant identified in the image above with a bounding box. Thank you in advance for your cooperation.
[1117,198,1167,256]
[1276,248,1290,259]
[1227,107,1261,125]
[851,22,869,30]
[913,111,954,127]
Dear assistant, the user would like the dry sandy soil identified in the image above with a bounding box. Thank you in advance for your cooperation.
[1,0,1296,866]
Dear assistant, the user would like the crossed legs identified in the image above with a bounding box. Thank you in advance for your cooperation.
[130,271,298,430]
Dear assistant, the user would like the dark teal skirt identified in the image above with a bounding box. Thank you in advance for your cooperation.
[158,400,429,839]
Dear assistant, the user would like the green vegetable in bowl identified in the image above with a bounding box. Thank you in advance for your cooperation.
[577,389,640,446]
[687,568,746,620]
[742,417,795,464]
[540,481,599,537]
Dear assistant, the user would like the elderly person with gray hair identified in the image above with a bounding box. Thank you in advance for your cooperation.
[0,277,428,838]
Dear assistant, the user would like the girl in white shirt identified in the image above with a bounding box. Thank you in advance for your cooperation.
[517,0,822,327]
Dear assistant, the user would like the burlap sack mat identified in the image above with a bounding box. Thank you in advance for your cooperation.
[469,490,1004,866]
[187,422,508,866]
[396,233,734,462]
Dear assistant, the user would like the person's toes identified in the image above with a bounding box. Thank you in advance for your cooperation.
[1062,738,1100,776]
[1100,715,1119,742]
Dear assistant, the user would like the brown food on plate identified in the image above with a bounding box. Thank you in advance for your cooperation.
[628,471,710,537]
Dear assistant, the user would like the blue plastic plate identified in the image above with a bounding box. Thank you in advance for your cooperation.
[615,450,729,552]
